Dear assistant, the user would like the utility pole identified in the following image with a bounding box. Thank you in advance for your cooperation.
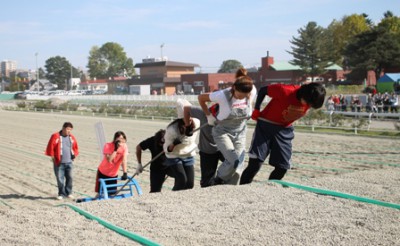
[70,63,73,91]
[160,43,164,61]
[35,52,39,91]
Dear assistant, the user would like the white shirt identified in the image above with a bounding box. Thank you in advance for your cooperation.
[209,86,257,121]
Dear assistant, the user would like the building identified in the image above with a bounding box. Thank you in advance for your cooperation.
[79,78,108,92]
[129,58,199,95]
[249,55,345,88]
[1,60,17,78]
[180,73,236,94]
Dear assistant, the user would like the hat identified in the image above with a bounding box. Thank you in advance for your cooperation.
[176,99,192,118]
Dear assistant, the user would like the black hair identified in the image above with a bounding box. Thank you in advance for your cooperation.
[113,131,127,142]
[167,119,194,136]
[154,129,166,146]
[168,119,185,135]
[296,82,326,109]
[62,122,73,128]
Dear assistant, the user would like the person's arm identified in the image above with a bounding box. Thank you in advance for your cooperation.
[135,144,142,164]
[198,93,217,125]
[105,143,118,163]
[183,106,192,127]
[198,93,211,116]
[254,86,268,110]
[135,144,143,174]
[121,152,128,173]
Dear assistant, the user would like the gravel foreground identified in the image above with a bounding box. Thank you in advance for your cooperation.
[1,169,399,246]
[0,110,399,245]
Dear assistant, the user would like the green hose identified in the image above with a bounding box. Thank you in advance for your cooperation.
[59,203,160,246]
[270,180,400,210]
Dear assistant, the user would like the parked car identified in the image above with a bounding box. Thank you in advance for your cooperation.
[14,92,27,100]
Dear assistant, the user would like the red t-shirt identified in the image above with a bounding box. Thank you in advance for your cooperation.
[98,142,128,177]
[259,84,310,126]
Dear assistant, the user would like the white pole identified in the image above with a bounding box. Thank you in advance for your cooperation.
[35,52,39,91]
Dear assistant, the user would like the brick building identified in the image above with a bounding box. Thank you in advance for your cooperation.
[129,58,199,95]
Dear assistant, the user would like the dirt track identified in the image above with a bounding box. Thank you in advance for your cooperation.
[0,110,399,245]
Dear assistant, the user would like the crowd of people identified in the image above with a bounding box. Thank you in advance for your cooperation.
[45,68,327,199]
[326,92,399,113]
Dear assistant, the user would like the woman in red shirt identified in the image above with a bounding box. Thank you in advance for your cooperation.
[95,131,129,196]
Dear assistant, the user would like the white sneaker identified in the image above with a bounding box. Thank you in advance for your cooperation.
[67,195,74,199]
[56,196,63,200]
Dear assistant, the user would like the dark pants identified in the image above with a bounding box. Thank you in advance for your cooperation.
[149,167,173,193]
[169,164,194,191]
[199,151,224,187]
[240,158,287,184]
[95,170,117,195]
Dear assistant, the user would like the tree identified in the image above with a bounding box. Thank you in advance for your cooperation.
[377,11,400,34]
[343,27,400,81]
[45,56,70,89]
[325,14,372,66]
[45,56,79,90]
[217,59,243,73]
[287,22,331,80]
[87,42,135,79]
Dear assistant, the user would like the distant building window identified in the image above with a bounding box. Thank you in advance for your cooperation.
[194,81,204,86]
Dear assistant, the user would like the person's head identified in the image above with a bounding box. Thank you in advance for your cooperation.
[113,131,127,144]
[230,68,254,100]
[154,129,166,146]
[168,118,194,137]
[296,82,326,109]
[61,122,73,136]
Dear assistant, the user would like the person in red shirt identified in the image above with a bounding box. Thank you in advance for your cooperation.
[95,131,129,196]
[240,82,326,184]
[45,122,79,200]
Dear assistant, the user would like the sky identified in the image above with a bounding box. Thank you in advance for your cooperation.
[1,0,399,73]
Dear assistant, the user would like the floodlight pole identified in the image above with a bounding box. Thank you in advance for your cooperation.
[35,52,39,91]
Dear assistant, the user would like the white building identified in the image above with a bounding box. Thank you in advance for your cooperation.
[1,60,17,77]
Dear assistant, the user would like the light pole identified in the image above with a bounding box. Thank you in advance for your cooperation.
[160,43,164,61]
[70,62,73,91]
[35,52,39,91]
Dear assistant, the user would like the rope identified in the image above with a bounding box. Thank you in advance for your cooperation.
[58,203,160,246]
[269,180,400,210]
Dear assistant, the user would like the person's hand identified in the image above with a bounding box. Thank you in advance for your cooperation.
[135,163,143,175]
[114,140,121,151]
[173,138,182,146]
[121,172,128,180]
[207,114,217,126]
[185,125,193,136]
[251,109,260,121]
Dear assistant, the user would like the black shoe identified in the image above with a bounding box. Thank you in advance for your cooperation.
[210,176,225,186]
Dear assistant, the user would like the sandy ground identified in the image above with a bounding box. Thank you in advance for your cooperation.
[0,110,399,245]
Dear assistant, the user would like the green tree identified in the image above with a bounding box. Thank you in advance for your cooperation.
[87,42,135,79]
[217,59,243,73]
[325,14,371,66]
[45,56,79,90]
[344,27,400,81]
[377,11,400,34]
[288,21,331,80]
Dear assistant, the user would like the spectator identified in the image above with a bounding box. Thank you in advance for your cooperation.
[390,93,398,113]
[383,93,391,113]
[45,122,79,200]
[326,95,335,111]
[339,94,348,112]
